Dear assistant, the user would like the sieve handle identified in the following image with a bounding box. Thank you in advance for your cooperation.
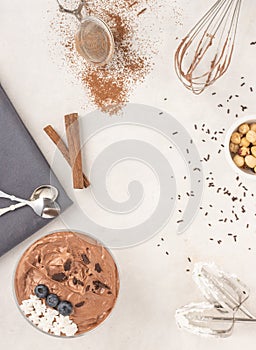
[56,0,85,22]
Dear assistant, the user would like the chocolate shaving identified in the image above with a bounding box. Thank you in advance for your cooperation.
[64,259,72,271]
[95,263,102,273]
[81,253,90,264]
[93,280,110,290]
[75,301,85,308]
[73,276,78,285]
[52,272,68,282]
[85,285,90,292]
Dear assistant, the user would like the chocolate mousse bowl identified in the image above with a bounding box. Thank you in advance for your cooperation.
[14,230,120,337]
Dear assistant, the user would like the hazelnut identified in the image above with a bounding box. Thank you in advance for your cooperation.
[238,123,250,135]
[233,154,245,167]
[238,147,250,156]
[250,123,256,132]
[251,146,256,158]
[240,137,250,147]
[229,142,239,153]
[245,155,256,168]
[230,132,241,145]
[246,130,256,143]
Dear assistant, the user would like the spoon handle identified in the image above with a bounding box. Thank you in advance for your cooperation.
[0,202,26,216]
[0,190,28,204]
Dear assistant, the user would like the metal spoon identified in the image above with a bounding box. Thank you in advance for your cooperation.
[30,185,58,201]
[0,188,60,219]
[56,0,115,66]
[0,185,58,215]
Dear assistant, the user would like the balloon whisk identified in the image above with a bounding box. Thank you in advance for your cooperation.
[174,0,242,94]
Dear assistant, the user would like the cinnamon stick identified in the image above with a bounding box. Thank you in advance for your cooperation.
[43,125,90,188]
[64,113,84,189]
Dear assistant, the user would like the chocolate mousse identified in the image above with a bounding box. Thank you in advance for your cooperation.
[14,231,119,336]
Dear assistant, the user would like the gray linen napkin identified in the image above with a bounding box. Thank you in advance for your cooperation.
[0,84,72,257]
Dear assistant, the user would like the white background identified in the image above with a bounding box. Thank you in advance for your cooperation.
[1,0,256,349]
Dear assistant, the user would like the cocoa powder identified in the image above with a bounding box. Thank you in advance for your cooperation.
[50,0,160,114]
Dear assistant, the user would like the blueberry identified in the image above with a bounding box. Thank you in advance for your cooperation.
[34,284,49,298]
[46,293,59,308]
[57,301,73,316]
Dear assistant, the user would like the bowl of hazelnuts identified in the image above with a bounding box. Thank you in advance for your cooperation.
[225,116,256,178]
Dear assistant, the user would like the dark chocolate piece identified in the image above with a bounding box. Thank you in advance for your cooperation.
[81,253,90,264]
[77,280,84,286]
[93,280,110,290]
[75,301,85,308]
[52,272,68,282]
[64,259,72,271]
[95,263,102,273]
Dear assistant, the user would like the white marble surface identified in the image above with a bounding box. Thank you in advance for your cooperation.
[1,0,256,349]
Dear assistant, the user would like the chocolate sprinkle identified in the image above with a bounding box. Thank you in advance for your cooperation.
[137,8,147,16]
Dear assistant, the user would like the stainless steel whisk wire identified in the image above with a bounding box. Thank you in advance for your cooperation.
[175,0,242,94]
[201,266,254,319]
[176,263,256,337]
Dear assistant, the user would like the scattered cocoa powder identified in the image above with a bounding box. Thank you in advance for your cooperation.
[49,0,162,114]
